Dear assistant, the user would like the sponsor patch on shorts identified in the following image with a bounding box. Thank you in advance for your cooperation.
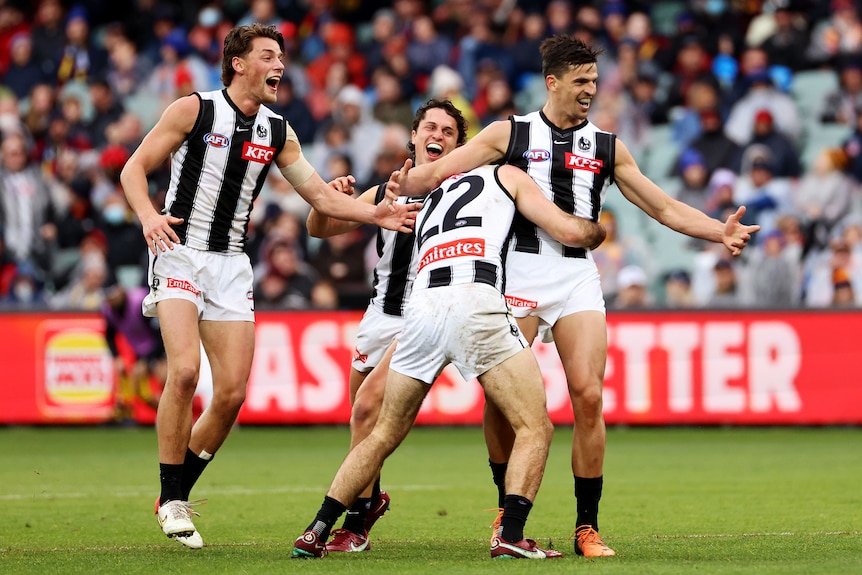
[505,295,538,309]
[166,277,201,295]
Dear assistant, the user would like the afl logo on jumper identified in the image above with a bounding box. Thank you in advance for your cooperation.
[242,141,276,164]
[523,149,551,162]
[204,132,230,148]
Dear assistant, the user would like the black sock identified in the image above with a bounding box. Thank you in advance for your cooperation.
[489,460,508,509]
[341,497,371,534]
[574,475,603,531]
[371,477,381,501]
[500,494,532,543]
[180,448,212,500]
[159,463,184,504]
[304,496,348,541]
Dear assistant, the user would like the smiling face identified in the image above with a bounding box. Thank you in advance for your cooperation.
[236,36,284,104]
[548,63,598,125]
[411,107,461,166]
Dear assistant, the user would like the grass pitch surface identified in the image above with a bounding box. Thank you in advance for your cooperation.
[1,425,860,574]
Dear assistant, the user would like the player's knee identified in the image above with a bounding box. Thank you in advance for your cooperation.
[168,364,199,391]
[569,377,603,408]
[350,395,379,430]
[211,385,247,415]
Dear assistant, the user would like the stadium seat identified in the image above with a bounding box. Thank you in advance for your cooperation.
[513,74,546,114]
[639,124,680,182]
[790,69,838,118]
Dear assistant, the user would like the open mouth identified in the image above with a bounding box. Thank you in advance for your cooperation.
[266,77,279,90]
[426,143,443,158]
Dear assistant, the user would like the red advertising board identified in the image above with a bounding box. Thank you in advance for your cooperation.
[1,310,860,425]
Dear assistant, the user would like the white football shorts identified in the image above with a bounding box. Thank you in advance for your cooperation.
[351,304,405,373]
[142,243,255,322]
[504,250,606,343]
[391,283,528,384]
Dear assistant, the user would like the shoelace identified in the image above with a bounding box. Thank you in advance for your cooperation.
[485,508,504,530]
[165,501,192,521]
[184,498,207,518]
[485,508,504,543]
[570,525,605,547]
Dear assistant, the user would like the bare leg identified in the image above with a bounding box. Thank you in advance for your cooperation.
[550,311,607,479]
[483,315,538,460]
[156,300,203,465]
[479,348,553,502]
[189,319,256,455]
[348,342,396,498]
[327,370,428,506]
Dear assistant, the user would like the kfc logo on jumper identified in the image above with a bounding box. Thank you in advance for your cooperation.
[242,141,276,164]
[565,153,603,173]
[523,149,551,162]
[204,132,230,148]
[418,238,485,271]
[505,295,538,309]
[167,278,201,295]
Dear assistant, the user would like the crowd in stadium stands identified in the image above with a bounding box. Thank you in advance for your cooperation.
[1,0,862,312]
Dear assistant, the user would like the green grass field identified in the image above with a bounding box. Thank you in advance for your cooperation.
[1,425,860,574]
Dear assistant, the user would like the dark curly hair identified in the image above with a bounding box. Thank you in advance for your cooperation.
[406,98,468,162]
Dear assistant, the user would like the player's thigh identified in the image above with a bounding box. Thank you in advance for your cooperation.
[199,320,256,388]
[375,370,429,440]
[156,298,202,370]
[515,315,539,345]
[479,348,548,430]
[551,310,607,395]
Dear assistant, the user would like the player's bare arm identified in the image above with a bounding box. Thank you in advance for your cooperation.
[612,138,759,255]
[277,140,419,233]
[400,120,511,196]
[501,165,606,249]
[121,95,197,255]
[307,183,379,239]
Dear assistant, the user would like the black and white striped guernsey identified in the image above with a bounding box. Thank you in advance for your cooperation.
[412,165,516,293]
[503,110,615,258]
[165,89,287,252]
[368,183,423,317]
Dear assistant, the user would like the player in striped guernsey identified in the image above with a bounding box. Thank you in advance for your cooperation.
[120,24,419,549]
[304,99,468,553]
[294,162,606,560]
[396,34,760,557]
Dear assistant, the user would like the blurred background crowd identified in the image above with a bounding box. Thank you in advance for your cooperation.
[1,0,862,313]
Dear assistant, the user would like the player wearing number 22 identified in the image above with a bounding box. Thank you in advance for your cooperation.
[292,163,606,560]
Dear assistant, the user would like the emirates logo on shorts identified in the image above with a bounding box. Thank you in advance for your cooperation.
[166,278,201,295]
[505,295,538,309]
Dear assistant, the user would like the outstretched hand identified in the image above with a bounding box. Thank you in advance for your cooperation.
[723,205,760,256]
[376,162,421,232]
[385,158,414,204]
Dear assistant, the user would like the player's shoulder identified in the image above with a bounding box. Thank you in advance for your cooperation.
[258,102,285,122]
[160,94,202,130]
